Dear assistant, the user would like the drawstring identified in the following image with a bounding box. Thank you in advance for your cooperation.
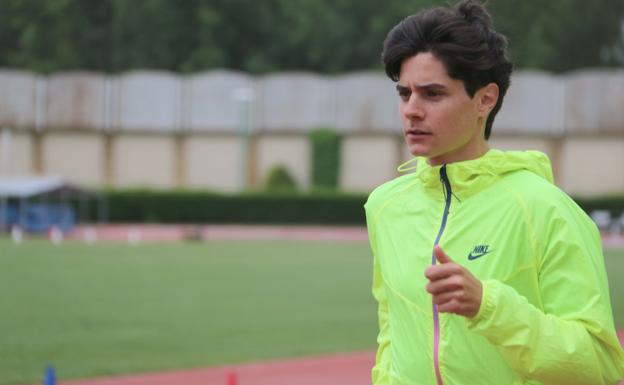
[397,157,419,172]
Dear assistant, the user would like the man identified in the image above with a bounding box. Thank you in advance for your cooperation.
[364,1,624,384]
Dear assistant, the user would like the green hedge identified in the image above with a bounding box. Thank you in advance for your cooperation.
[77,190,624,225]
[574,196,624,218]
[100,190,368,225]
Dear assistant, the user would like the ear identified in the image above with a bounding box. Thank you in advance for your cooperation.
[476,83,499,119]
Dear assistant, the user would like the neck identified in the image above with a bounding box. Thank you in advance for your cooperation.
[427,140,490,166]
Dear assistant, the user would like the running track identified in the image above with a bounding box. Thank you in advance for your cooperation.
[34,331,624,385]
[54,350,375,385]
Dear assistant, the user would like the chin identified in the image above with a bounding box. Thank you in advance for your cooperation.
[407,144,432,157]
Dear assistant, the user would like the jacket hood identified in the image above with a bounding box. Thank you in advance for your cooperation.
[398,149,554,198]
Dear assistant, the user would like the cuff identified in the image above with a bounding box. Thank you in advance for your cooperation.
[467,279,500,328]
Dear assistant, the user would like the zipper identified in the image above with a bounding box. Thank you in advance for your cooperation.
[432,164,452,385]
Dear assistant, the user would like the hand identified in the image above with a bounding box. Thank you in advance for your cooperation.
[424,246,483,318]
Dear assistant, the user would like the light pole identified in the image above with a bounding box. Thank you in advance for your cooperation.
[233,86,254,191]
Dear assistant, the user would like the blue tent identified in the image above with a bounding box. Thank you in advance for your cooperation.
[0,176,104,233]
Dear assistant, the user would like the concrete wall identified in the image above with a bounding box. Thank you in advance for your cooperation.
[496,71,565,135]
[185,135,243,191]
[257,73,332,132]
[340,135,400,192]
[2,69,624,134]
[1,128,620,195]
[114,71,181,132]
[559,137,624,195]
[0,130,32,175]
[112,134,176,188]
[185,71,253,132]
[46,72,107,130]
[564,70,624,134]
[332,72,399,132]
[42,133,104,186]
[0,69,622,195]
[0,70,37,129]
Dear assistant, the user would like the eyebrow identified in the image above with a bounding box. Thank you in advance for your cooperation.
[396,83,447,92]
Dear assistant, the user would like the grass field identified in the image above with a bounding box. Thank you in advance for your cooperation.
[0,239,377,385]
[0,239,622,385]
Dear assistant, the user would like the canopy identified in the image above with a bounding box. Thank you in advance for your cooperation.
[0,176,91,199]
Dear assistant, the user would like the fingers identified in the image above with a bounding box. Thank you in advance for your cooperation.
[424,247,455,280]
[424,247,483,318]
[431,290,464,305]
[425,275,464,295]
[437,298,464,314]
[433,245,453,264]
[424,262,463,281]
[436,293,480,318]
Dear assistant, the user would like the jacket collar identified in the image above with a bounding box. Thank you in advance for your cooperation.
[398,149,554,199]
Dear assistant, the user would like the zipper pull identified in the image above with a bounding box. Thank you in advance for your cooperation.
[439,165,461,203]
[439,165,450,201]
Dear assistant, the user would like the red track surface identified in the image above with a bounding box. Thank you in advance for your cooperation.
[67,225,370,244]
[54,350,375,385]
[36,331,624,385]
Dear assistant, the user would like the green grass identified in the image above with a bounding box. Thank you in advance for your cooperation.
[606,248,624,328]
[0,240,621,385]
[0,239,377,385]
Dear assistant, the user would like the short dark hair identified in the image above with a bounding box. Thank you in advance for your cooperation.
[382,0,512,139]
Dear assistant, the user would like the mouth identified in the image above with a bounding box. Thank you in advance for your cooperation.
[405,129,432,136]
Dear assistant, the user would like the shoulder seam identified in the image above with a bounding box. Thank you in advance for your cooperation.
[369,177,422,225]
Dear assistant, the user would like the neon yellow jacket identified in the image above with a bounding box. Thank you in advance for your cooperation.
[365,149,624,385]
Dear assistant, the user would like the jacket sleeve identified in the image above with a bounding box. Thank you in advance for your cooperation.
[467,207,624,385]
[372,249,392,384]
[367,207,392,385]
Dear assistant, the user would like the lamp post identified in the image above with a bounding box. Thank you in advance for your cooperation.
[233,86,254,191]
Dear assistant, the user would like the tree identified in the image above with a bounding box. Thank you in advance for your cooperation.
[0,0,622,74]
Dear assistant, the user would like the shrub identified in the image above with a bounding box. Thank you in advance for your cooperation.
[264,165,298,192]
[309,128,341,190]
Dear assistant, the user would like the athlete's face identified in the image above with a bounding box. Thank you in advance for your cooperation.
[397,52,498,165]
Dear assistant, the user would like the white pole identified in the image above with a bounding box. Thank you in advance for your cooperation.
[233,87,254,191]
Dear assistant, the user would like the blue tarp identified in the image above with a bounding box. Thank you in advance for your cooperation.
[1,202,75,233]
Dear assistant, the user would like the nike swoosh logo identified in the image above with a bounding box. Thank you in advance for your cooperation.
[467,251,491,260]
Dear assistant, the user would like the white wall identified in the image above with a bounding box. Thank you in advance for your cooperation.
[113,134,176,187]
[46,72,107,130]
[0,70,37,129]
[559,138,624,195]
[185,135,243,191]
[0,69,622,195]
[114,71,180,132]
[42,133,104,185]
[340,135,400,192]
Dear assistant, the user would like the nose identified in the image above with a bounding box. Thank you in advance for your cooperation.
[402,94,425,120]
